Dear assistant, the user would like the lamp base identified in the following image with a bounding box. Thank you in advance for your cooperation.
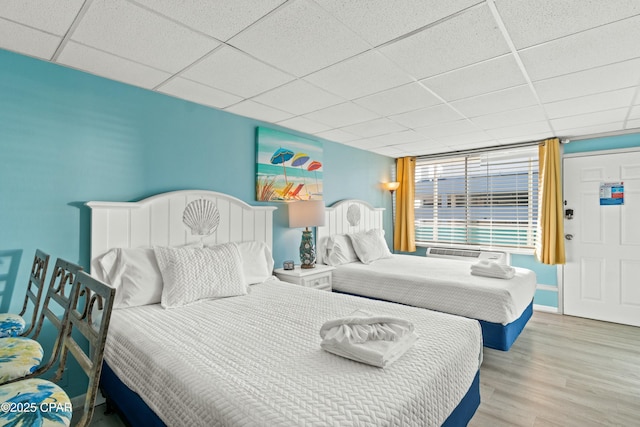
[299,229,316,269]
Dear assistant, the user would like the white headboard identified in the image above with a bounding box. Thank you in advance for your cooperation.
[316,199,384,265]
[86,190,277,272]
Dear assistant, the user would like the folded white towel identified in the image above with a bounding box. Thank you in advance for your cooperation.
[470,260,515,279]
[320,309,418,368]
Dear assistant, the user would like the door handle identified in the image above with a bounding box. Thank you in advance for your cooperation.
[565,234,574,240]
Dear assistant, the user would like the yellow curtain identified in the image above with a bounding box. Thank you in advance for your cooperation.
[394,157,416,252]
[535,138,566,264]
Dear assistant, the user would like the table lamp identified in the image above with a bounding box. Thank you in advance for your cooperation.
[288,200,325,269]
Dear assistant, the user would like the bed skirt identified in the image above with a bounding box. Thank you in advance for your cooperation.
[100,362,480,426]
[479,301,533,351]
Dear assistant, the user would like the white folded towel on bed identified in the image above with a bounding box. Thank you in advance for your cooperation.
[319,309,418,368]
[470,260,515,279]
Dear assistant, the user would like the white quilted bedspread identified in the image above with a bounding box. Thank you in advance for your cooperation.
[105,279,482,427]
[332,255,537,325]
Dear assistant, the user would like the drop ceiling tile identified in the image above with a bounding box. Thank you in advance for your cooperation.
[402,140,451,156]
[229,0,369,77]
[544,88,637,120]
[379,4,510,79]
[302,102,379,128]
[626,118,640,130]
[560,122,626,139]
[340,118,408,138]
[314,128,360,143]
[495,0,640,49]
[277,116,331,134]
[181,46,294,98]
[497,132,552,145]
[471,106,548,130]
[353,82,442,116]
[365,130,426,146]
[0,18,60,60]
[520,15,640,81]
[315,0,481,46]
[0,0,84,36]
[346,138,385,150]
[443,141,500,151]
[158,77,242,109]
[369,146,406,157]
[304,50,413,99]
[224,100,293,123]
[551,108,629,131]
[392,140,436,153]
[533,58,640,103]
[416,120,481,138]
[421,55,526,101]
[486,121,553,139]
[627,105,640,120]
[57,41,171,89]
[132,0,286,41]
[251,79,344,115]
[433,131,494,146]
[451,85,538,118]
[72,0,220,73]
[390,104,464,128]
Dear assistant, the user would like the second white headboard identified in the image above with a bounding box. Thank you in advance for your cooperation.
[316,199,384,264]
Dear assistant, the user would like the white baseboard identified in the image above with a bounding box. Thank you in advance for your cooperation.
[533,304,558,314]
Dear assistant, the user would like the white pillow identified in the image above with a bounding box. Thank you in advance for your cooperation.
[325,234,359,266]
[348,229,393,265]
[97,247,163,309]
[155,243,247,309]
[236,241,274,285]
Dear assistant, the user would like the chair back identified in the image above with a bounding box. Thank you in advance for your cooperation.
[55,271,115,427]
[30,258,83,374]
[18,249,50,336]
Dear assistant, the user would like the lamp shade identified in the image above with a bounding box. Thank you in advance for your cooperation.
[383,182,400,192]
[288,200,325,228]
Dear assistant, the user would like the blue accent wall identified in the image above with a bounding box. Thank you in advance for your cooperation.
[0,49,394,396]
[564,132,640,154]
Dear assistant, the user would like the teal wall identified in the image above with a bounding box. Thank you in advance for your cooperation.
[0,49,394,396]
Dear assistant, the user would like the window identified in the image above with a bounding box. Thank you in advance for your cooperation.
[414,147,538,249]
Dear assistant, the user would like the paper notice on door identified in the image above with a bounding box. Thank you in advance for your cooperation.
[599,182,624,205]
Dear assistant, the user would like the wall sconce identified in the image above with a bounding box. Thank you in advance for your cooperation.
[382,181,400,195]
[288,200,325,269]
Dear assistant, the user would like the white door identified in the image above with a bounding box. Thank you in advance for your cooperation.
[563,150,640,326]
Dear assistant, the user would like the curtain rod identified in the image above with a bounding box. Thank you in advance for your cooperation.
[415,127,640,161]
[417,139,546,161]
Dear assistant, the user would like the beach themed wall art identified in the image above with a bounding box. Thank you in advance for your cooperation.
[256,127,323,201]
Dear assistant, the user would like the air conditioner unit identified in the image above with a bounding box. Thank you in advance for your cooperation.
[426,247,508,264]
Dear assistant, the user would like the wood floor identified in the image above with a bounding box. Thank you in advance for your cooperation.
[88,311,639,427]
[469,311,640,427]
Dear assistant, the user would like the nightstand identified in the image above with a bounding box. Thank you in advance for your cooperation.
[274,264,335,291]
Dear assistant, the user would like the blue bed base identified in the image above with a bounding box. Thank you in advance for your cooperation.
[100,363,480,426]
[334,290,533,352]
[480,301,533,351]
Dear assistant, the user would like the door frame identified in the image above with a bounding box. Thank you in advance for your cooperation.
[561,146,640,316]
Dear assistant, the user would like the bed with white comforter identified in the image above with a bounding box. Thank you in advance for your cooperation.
[331,254,536,325]
[104,278,482,427]
[88,190,483,426]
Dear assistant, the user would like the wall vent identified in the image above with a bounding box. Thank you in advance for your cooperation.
[426,247,508,264]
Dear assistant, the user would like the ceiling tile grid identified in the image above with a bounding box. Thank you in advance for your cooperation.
[1,0,639,158]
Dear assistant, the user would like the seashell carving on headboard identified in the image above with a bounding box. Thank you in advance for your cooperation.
[183,199,220,236]
[346,203,361,226]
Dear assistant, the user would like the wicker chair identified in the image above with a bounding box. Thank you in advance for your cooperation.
[0,258,82,385]
[0,249,50,338]
[0,271,115,427]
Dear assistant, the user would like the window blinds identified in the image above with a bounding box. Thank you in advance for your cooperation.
[414,147,538,249]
